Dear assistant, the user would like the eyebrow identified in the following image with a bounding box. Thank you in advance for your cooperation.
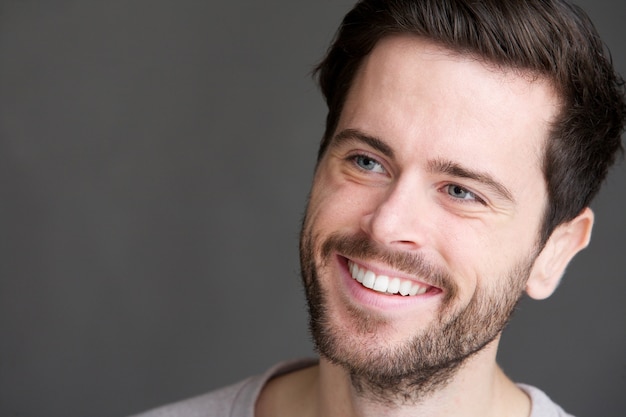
[332,129,395,159]
[331,129,514,204]
[428,158,515,203]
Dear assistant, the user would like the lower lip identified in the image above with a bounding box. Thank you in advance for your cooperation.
[336,255,442,311]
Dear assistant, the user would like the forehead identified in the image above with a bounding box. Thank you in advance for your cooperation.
[336,34,560,169]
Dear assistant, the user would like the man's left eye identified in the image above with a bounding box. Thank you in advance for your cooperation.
[446,184,479,201]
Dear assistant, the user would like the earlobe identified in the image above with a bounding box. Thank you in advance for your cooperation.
[526,207,594,300]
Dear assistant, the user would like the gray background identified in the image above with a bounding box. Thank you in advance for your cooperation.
[0,1,624,416]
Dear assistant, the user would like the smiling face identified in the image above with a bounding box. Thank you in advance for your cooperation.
[300,35,561,400]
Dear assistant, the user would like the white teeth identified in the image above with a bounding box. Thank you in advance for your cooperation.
[399,280,412,296]
[373,275,389,292]
[362,271,376,289]
[387,278,401,294]
[348,261,429,297]
[356,268,365,283]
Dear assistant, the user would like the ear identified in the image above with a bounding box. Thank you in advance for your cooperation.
[526,207,594,300]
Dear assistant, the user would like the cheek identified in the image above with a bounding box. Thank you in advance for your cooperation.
[306,170,380,234]
[441,216,538,290]
[430,217,483,292]
[431,215,520,292]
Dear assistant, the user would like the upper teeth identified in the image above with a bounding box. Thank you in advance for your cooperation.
[348,261,429,296]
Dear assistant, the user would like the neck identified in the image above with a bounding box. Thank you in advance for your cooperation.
[255,338,531,417]
[314,338,529,417]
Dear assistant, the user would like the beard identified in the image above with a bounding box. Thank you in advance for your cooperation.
[299,228,535,405]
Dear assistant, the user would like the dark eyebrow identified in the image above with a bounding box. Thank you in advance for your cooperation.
[332,129,395,159]
[428,158,515,203]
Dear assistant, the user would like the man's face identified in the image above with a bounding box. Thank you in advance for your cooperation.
[300,35,560,397]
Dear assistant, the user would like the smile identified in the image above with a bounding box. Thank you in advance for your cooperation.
[348,260,432,296]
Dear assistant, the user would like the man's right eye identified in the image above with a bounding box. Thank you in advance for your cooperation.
[352,154,386,174]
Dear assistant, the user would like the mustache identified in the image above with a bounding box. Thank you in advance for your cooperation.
[320,232,457,296]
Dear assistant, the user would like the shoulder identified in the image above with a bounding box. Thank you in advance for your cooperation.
[518,384,576,417]
[129,376,259,417]
[128,359,318,417]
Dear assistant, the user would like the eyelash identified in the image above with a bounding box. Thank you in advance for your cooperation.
[442,184,487,206]
[348,153,387,174]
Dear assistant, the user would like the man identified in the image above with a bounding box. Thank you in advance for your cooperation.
[133,0,625,416]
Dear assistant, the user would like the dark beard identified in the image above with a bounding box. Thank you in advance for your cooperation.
[300,230,533,406]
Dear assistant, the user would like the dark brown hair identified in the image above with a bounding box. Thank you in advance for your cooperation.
[314,0,625,243]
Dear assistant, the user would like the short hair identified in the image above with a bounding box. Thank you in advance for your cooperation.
[314,0,625,244]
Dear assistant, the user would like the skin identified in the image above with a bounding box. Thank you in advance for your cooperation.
[257,34,594,417]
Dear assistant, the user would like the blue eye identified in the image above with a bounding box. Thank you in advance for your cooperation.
[354,155,385,173]
[446,184,479,202]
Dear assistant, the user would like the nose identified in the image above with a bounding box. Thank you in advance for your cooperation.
[360,178,430,250]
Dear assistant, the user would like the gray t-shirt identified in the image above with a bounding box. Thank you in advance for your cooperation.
[130,359,574,417]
